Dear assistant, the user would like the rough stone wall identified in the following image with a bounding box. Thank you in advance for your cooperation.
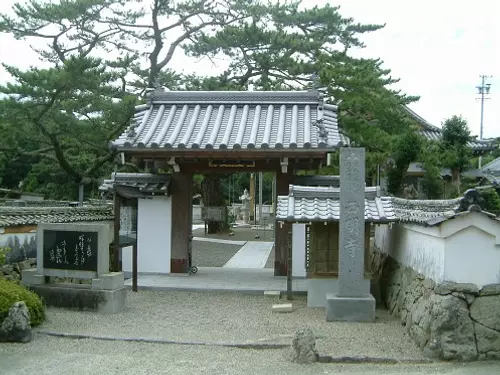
[1,259,90,285]
[371,250,500,361]
[0,259,36,282]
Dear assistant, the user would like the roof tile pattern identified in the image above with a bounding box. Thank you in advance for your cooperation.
[276,185,396,223]
[389,197,462,225]
[112,90,343,150]
[99,173,171,195]
[275,185,497,226]
[0,206,113,228]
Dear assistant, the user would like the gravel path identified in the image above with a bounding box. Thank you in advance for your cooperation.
[193,227,274,243]
[36,290,422,360]
[1,336,499,375]
[192,241,242,267]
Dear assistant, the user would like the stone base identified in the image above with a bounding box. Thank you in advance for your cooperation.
[307,278,339,308]
[91,272,124,290]
[326,293,375,322]
[29,284,127,314]
[21,269,45,285]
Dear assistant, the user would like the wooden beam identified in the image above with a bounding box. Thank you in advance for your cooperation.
[132,241,138,292]
[118,149,329,159]
[112,193,121,272]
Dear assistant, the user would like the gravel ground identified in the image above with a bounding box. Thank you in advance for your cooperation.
[36,291,421,360]
[193,227,274,243]
[1,336,500,375]
[192,241,242,267]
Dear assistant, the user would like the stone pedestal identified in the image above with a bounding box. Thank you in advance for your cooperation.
[326,294,375,322]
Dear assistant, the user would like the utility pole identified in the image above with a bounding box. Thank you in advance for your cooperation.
[477,75,492,169]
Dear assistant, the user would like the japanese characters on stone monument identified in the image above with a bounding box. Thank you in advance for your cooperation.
[326,147,375,322]
[338,148,366,297]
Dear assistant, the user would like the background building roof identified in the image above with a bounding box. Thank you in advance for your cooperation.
[403,106,494,151]
[0,205,113,228]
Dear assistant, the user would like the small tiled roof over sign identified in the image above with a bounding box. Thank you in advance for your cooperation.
[111,90,343,151]
[403,106,494,152]
[276,185,396,223]
[276,185,497,227]
[0,206,113,228]
[99,173,171,199]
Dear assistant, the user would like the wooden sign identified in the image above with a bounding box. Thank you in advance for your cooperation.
[208,160,256,168]
[43,230,98,272]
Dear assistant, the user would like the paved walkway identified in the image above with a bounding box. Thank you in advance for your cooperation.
[193,237,246,245]
[223,241,274,268]
[124,267,306,293]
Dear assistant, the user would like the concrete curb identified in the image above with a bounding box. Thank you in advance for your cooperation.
[318,355,433,364]
[35,330,434,364]
[35,330,288,349]
[123,285,308,295]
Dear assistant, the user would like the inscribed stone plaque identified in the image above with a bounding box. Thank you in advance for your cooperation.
[339,147,365,297]
[43,230,98,271]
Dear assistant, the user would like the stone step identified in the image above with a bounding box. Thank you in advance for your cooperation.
[272,303,293,313]
[264,290,281,299]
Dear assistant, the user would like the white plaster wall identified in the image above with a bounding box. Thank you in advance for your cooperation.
[122,197,172,274]
[374,223,445,282]
[443,214,500,287]
[292,224,307,278]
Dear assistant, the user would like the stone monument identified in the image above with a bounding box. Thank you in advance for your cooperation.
[326,147,375,322]
[240,189,251,224]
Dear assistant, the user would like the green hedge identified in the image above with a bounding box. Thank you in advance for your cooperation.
[0,279,45,326]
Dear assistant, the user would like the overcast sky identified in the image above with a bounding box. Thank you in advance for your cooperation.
[0,0,498,138]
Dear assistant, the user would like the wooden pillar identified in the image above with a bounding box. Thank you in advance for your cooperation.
[274,167,294,276]
[112,193,121,272]
[170,172,193,273]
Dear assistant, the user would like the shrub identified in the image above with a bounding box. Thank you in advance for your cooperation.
[479,188,500,216]
[0,247,10,266]
[0,279,45,326]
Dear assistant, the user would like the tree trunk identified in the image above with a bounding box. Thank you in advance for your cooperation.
[201,175,228,234]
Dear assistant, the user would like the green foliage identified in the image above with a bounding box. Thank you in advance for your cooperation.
[439,115,472,194]
[0,247,10,266]
[420,141,444,199]
[0,0,421,199]
[386,131,425,196]
[479,188,500,215]
[440,115,472,172]
[0,56,136,199]
[0,279,45,326]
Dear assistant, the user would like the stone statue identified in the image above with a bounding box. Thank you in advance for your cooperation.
[240,189,251,224]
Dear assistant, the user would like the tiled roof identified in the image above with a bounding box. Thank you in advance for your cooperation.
[99,173,171,197]
[481,157,500,174]
[276,185,497,227]
[0,199,107,207]
[0,206,113,228]
[276,185,396,223]
[389,196,462,225]
[403,106,494,151]
[111,90,343,151]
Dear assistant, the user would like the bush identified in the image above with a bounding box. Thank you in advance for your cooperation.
[0,279,45,326]
[0,247,10,266]
[479,188,500,216]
